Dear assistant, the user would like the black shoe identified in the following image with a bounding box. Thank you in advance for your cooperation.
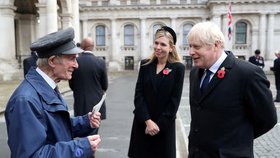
[274,100,280,102]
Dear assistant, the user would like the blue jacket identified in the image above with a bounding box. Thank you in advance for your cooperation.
[5,68,95,158]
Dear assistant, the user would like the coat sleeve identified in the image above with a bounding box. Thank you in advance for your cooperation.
[133,61,151,123]
[100,60,108,92]
[245,67,277,138]
[156,63,185,131]
[71,115,96,137]
[5,96,93,158]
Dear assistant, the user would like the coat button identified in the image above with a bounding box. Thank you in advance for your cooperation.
[195,148,199,152]
[194,128,199,132]
[196,106,201,111]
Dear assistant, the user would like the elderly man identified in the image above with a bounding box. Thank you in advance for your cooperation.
[5,28,101,158]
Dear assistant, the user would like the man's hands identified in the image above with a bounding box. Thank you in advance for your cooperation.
[145,119,160,136]
[87,135,101,154]
[88,112,101,128]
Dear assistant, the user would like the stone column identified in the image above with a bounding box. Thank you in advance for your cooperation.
[267,13,275,60]
[35,3,48,38]
[259,13,267,57]
[46,0,58,33]
[72,0,80,42]
[61,13,72,29]
[140,18,147,59]
[82,20,88,39]
[0,4,16,60]
[111,19,117,61]
[212,14,221,29]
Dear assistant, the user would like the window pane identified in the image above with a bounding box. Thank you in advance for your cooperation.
[96,25,105,46]
[183,24,193,45]
[124,24,134,46]
[235,22,247,44]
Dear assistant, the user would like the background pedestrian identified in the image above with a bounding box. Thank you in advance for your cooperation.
[69,37,108,123]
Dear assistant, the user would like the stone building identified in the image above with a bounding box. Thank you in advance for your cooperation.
[0,0,280,80]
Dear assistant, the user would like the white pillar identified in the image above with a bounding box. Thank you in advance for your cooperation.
[259,13,267,57]
[72,0,80,42]
[36,3,48,38]
[140,18,147,59]
[267,13,275,60]
[61,13,72,29]
[212,14,221,29]
[82,20,88,39]
[0,4,16,60]
[46,0,58,33]
[111,19,117,61]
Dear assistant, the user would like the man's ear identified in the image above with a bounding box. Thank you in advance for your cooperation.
[48,55,57,68]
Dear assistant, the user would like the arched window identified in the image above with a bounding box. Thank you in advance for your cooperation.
[124,24,134,46]
[153,24,163,41]
[235,22,247,44]
[96,25,105,46]
[183,24,193,45]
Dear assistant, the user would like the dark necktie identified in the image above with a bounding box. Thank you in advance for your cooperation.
[201,69,212,94]
[54,86,61,99]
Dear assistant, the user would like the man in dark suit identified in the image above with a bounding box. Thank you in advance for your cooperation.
[69,37,108,122]
[248,49,265,69]
[272,52,280,102]
[23,51,38,76]
[187,21,277,158]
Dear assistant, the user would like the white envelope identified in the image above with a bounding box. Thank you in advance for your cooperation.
[92,93,107,114]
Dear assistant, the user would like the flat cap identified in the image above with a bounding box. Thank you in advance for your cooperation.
[30,27,83,58]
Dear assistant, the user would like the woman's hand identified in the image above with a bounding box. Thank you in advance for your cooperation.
[145,119,160,136]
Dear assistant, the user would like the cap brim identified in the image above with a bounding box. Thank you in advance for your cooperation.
[61,46,84,55]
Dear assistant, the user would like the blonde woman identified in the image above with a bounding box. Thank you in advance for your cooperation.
[128,26,185,158]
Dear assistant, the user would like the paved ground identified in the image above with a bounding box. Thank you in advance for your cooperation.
[1,71,280,157]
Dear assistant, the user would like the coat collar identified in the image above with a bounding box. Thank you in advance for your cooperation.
[25,68,67,110]
[148,59,172,92]
[198,51,235,101]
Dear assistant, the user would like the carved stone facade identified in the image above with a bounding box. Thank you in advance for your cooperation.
[0,0,280,80]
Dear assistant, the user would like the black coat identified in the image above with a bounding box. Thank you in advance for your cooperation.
[188,52,277,158]
[273,58,280,90]
[128,59,185,158]
[248,55,264,69]
[69,52,108,119]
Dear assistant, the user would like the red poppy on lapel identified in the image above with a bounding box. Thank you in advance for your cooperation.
[217,67,225,79]
[163,68,172,75]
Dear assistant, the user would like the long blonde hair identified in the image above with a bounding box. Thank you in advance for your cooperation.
[144,27,181,65]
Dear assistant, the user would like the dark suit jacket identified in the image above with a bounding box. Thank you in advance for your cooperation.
[188,52,277,158]
[128,59,185,158]
[273,58,280,90]
[69,52,108,119]
[248,55,264,69]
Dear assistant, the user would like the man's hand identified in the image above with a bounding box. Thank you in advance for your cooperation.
[87,135,101,154]
[88,112,101,128]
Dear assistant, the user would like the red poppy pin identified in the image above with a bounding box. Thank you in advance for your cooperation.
[163,68,172,75]
[217,67,225,79]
